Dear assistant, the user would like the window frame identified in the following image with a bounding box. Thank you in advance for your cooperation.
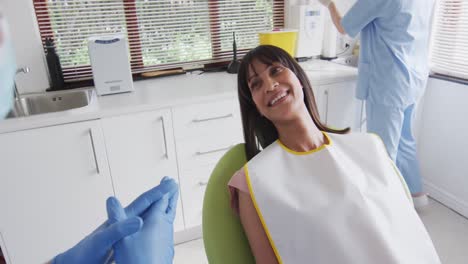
[429,0,468,83]
[32,0,284,87]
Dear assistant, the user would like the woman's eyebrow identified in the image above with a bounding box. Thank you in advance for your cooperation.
[248,65,272,83]
[247,64,259,83]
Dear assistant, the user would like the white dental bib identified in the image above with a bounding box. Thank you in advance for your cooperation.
[245,132,440,264]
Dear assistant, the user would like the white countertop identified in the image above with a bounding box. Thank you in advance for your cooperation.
[0,60,357,134]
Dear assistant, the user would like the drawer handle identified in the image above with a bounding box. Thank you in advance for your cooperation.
[192,113,233,123]
[88,129,100,174]
[160,116,169,159]
[198,181,208,187]
[195,145,233,156]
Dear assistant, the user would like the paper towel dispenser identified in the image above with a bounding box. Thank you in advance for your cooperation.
[88,35,134,95]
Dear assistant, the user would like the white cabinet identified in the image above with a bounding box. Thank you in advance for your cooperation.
[101,108,184,232]
[314,81,363,132]
[173,99,243,228]
[0,120,114,264]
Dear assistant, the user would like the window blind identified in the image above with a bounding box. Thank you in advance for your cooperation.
[33,0,284,82]
[430,0,468,80]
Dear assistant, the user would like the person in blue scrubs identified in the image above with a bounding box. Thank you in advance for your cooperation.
[318,0,435,207]
[1,13,176,264]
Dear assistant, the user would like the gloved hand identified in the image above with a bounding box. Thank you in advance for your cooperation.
[317,0,333,7]
[52,177,178,264]
[107,177,179,264]
[52,217,142,264]
[121,176,179,220]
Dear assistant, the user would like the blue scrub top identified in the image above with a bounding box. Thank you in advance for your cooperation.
[341,0,435,108]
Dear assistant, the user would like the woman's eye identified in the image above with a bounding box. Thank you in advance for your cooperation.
[271,66,283,75]
[250,80,260,90]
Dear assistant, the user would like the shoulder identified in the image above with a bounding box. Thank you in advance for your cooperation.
[228,167,249,194]
[349,0,401,17]
[327,132,386,153]
[327,132,375,144]
[367,133,388,149]
[227,167,249,216]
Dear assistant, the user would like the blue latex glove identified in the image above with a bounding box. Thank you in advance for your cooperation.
[53,177,178,264]
[121,176,178,220]
[52,217,142,264]
[107,177,179,264]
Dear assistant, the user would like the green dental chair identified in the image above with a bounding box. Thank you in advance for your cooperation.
[202,143,255,264]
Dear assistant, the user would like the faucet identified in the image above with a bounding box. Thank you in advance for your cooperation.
[14,67,30,100]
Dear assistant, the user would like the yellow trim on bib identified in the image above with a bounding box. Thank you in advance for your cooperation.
[277,132,332,155]
[370,133,413,204]
[244,165,284,264]
[389,158,413,204]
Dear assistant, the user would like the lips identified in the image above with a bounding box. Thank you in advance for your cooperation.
[268,90,289,107]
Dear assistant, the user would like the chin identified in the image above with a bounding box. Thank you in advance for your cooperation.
[269,112,296,124]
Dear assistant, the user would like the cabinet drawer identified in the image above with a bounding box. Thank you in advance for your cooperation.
[176,132,243,171]
[179,167,214,228]
[173,99,242,140]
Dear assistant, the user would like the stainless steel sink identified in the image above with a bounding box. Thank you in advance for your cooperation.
[6,89,94,118]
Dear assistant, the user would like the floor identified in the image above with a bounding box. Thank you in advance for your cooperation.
[174,239,208,264]
[418,198,468,263]
[174,198,468,264]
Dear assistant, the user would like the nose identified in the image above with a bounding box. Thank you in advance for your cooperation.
[265,77,279,92]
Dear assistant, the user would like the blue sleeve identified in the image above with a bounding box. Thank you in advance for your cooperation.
[341,0,400,37]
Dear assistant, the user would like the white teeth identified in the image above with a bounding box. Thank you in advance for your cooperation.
[270,92,287,106]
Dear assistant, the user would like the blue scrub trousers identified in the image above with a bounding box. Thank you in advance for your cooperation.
[366,102,423,194]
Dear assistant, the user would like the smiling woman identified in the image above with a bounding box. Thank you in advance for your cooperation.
[228,45,441,264]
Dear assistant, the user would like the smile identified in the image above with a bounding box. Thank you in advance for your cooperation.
[268,91,289,107]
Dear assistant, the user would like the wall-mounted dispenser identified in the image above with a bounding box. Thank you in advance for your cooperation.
[88,35,134,96]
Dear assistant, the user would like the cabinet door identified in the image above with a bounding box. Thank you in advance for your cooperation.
[173,99,244,228]
[0,120,114,264]
[177,133,243,228]
[101,109,184,231]
[313,85,327,123]
[321,81,362,131]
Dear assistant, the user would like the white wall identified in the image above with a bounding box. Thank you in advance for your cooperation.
[418,77,468,217]
[2,0,50,94]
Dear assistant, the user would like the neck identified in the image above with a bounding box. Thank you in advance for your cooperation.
[275,108,325,152]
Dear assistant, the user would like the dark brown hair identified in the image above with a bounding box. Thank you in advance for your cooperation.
[238,45,350,160]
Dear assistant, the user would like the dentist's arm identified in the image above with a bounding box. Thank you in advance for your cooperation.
[328,2,346,35]
[52,218,143,264]
[318,0,347,35]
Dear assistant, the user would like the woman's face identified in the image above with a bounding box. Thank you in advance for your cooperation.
[247,59,304,123]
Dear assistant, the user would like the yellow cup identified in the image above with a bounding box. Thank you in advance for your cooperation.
[258,30,298,57]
